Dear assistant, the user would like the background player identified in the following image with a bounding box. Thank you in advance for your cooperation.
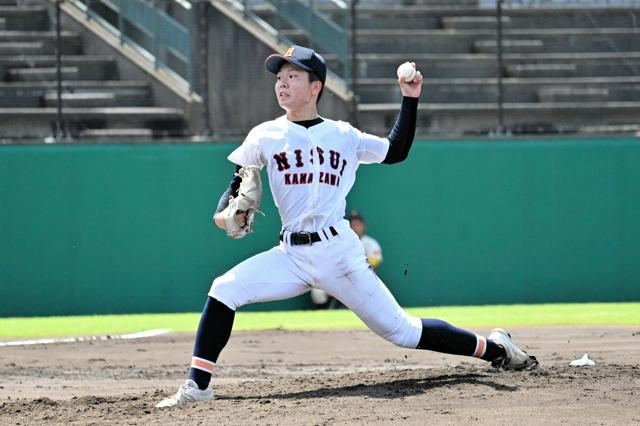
[156,45,538,408]
[311,210,382,308]
[347,210,383,270]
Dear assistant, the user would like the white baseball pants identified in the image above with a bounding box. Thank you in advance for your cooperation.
[209,220,423,349]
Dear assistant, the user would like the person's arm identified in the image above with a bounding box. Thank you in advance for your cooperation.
[382,96,418,164]
[382,62,423,165]
[213,165,242,230]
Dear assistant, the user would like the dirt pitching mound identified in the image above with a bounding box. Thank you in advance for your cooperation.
[1,326,638,425]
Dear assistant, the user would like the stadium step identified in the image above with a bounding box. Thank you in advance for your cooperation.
[353,28,640,55]
[577,123,640,135]
[253,4,446,31]
[79,128,155,139]
[7,67,81,82]
[43,92,117,108]
[473,39,545,54]
[0,55,118,81]
[537,87,610,103]
[398,0,478,6]
[0,5,48,31]
[0,81,152,108]
[318,5,640,30]
[473,29,640,54]
[326,52,640,79]
[0,31,82,54]
[312,28,640,55]
[0,41,45,55]
[441,9,640,30]
[505,63,578,78]
[442,15,511,30]
[0,16,5,30]
[358,30,477,53]
[356,76,640,103]
[503,8,640,29]
[0,107,187,139]
[357,101,640,136]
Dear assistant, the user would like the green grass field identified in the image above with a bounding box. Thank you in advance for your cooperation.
[0,303,637,339]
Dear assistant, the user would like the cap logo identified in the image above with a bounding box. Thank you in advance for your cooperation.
[284,47,295,57]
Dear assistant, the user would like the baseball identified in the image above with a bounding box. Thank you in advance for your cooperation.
[397,62,416,82]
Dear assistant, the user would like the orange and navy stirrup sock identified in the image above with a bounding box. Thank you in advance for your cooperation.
[416,318,477,355]
[188,296,235,390]
[416,318,504,362]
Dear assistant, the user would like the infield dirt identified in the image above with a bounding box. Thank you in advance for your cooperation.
[1,326,638,425]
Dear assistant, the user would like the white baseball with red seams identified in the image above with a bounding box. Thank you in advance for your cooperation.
[209,115,423,348]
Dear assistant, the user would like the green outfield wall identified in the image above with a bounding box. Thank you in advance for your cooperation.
[1,138,638,317]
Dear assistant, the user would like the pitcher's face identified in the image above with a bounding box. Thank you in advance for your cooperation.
[275,63,321,112]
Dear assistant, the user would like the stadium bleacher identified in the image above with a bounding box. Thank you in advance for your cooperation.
[1,0,639,140]
[0,0,187,140]
[282,2,640,135]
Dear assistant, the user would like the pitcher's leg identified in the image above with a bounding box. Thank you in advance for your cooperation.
[415,318,538,369]
[210,246,310,310]
[188,297,235,390]
[190,247,309,391]
[331,267,510,364]
[330,267,422,348]
[417,318,504,361]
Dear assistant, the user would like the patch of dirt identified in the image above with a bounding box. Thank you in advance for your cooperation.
[1,326,639,425]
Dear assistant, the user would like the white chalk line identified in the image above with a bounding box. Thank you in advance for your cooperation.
[0,328,171,347]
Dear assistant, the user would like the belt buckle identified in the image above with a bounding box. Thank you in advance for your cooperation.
[297,231,313,245]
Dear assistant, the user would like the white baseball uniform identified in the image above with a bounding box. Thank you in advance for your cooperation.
[209,115,422,349]
[310,232,382,304]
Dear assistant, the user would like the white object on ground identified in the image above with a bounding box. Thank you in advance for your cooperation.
[569,353,596,367]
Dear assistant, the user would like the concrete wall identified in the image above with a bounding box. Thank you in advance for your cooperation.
[204,6,351,138]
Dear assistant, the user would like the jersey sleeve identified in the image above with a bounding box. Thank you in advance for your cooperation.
[354,127,390,164]
[227,127,266,168]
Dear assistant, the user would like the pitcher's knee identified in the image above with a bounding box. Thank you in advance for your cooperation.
[377,315,423,349]
[208,274,242,310]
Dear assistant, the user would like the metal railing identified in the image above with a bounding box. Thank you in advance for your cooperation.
[68,0,194,90]
[241,0,352,89]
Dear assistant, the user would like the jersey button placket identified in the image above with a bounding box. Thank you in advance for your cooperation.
[305,130,321,228]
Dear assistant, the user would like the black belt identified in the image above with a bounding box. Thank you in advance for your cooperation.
[280,226,338,246]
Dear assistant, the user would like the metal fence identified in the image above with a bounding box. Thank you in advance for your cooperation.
[68,0,194,88]
[239,0,352,89]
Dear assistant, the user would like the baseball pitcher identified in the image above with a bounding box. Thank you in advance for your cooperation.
[156,45,538,408]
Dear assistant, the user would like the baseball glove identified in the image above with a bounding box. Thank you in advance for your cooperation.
[220,165,263,239]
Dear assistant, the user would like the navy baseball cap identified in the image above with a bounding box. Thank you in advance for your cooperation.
[347,210,365,222]
[265,45,326,86]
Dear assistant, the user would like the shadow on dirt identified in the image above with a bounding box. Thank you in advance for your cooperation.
[219,372,518,401]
